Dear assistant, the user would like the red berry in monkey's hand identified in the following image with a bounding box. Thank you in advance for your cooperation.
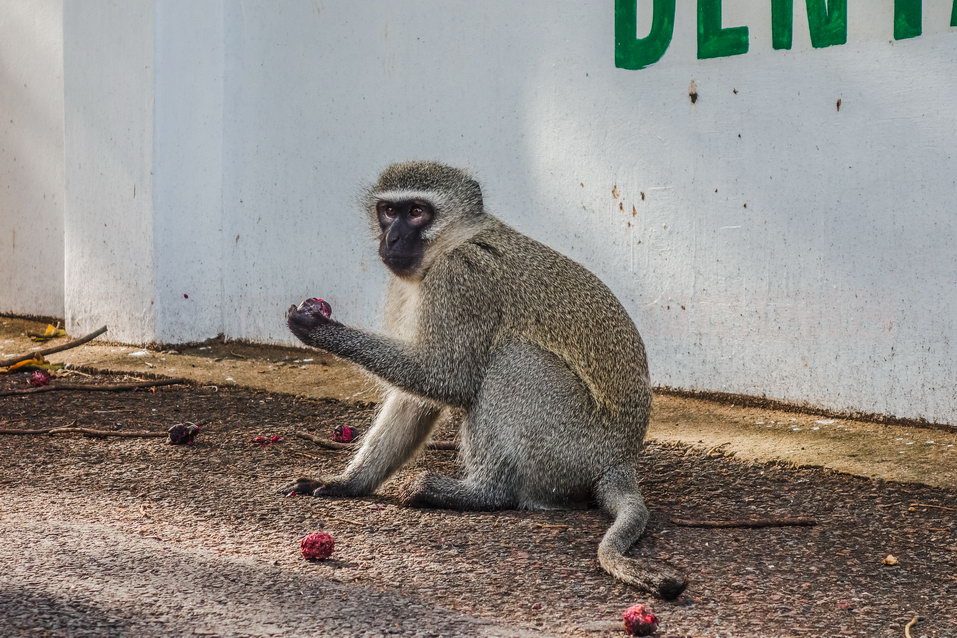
[300,531,335,560]
[29,370,52,386]
[623,604,659,636]
[333,425,356,443]
[297,297,332,319]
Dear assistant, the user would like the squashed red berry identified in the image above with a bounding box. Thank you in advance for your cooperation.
[29,370,52,386]
[300,532,335,560]
[623,603,659,636]
[333,425,356,443]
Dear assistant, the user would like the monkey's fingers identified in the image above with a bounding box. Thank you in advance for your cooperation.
[278,477,324,497]
[312,476,366,498]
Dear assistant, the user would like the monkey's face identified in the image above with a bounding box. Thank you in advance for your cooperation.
[376,199,435,278]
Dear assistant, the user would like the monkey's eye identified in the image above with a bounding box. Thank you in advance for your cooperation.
[376,201,397,219]
[409,206,424,218]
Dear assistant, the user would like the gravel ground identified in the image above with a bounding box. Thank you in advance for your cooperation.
[1,371,955,637]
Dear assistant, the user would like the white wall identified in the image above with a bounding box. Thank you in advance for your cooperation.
[0,0,64,318]
[19,1,957,422]
[218,1,956,423]
[63,0,225,343]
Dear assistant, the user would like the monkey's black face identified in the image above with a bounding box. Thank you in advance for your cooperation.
[376,199,434,278]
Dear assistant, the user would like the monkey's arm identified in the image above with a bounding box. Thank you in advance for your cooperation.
[287,268,497,406]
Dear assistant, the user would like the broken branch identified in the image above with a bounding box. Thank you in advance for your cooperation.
[0,326,108,368]
[909,502,957,512]
[295,431,353,450]
[0,427,168,438]
[0,377,189,397]
[671,516,817,529]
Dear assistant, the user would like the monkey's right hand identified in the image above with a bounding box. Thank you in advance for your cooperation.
[286,298,335,343]
[278,475,367,498]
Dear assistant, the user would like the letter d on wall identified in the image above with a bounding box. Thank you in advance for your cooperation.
[615,0,676,70]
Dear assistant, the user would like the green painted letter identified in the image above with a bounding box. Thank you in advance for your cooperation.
[805,0,847,48]
[615,0,676,70]
[894,0,922,39]
[771,0,793,49]
[697,0,749,59]
[951,0,956,26]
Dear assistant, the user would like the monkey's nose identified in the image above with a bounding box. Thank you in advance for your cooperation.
[386,227,401,247]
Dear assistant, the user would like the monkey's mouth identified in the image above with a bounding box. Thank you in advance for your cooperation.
[380,250,423,278]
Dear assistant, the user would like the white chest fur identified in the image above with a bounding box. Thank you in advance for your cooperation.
[384,278,421,341]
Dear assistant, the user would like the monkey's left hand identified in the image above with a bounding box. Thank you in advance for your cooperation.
[287,298,335,342]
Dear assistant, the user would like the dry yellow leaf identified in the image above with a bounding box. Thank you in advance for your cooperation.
[29,323,66,342]
[3,355,63,373]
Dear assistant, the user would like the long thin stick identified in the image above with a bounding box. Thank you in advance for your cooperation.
[0,428,52,435]
[50,427,168,438]
[0,427,167,437]
[671,517,817,528]
[0,378,189,397]
[0,326,108,368]
[910,502,957,512]
[295,431,353,450]
[295,430,458,451]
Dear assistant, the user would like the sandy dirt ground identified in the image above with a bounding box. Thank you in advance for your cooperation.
[2,318,952,489]
[1,318,955,637]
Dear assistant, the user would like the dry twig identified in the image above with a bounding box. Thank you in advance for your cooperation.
[0,378,188,397]
[0,426,168,437]
[909,502,957,512]
[671,516,817,529]
[295,431,353,450]
[0,326,108,368]
[50,427,168,438]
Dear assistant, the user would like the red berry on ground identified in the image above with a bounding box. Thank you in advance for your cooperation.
[300,532,335,560]
[333,425,356,443]
[29,370,52,386]
[623,604,659,636]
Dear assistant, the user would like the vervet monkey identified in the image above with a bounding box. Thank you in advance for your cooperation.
[283,161,686,598]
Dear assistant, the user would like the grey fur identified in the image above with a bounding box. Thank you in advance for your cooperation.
[283,161,687,598]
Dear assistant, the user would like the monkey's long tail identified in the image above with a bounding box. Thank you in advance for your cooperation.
[596,466,688,600]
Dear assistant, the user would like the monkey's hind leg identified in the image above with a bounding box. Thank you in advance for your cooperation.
[398,465,518,510]
[279,389,441,498]
[596,466,688,600]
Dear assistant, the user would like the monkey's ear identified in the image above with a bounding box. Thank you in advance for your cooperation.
[356,183,384,236]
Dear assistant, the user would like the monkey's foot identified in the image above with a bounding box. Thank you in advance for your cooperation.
[312,475,367,498]
[278,477,324,497]
[397,472,438,507]
[398,472,507,510]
